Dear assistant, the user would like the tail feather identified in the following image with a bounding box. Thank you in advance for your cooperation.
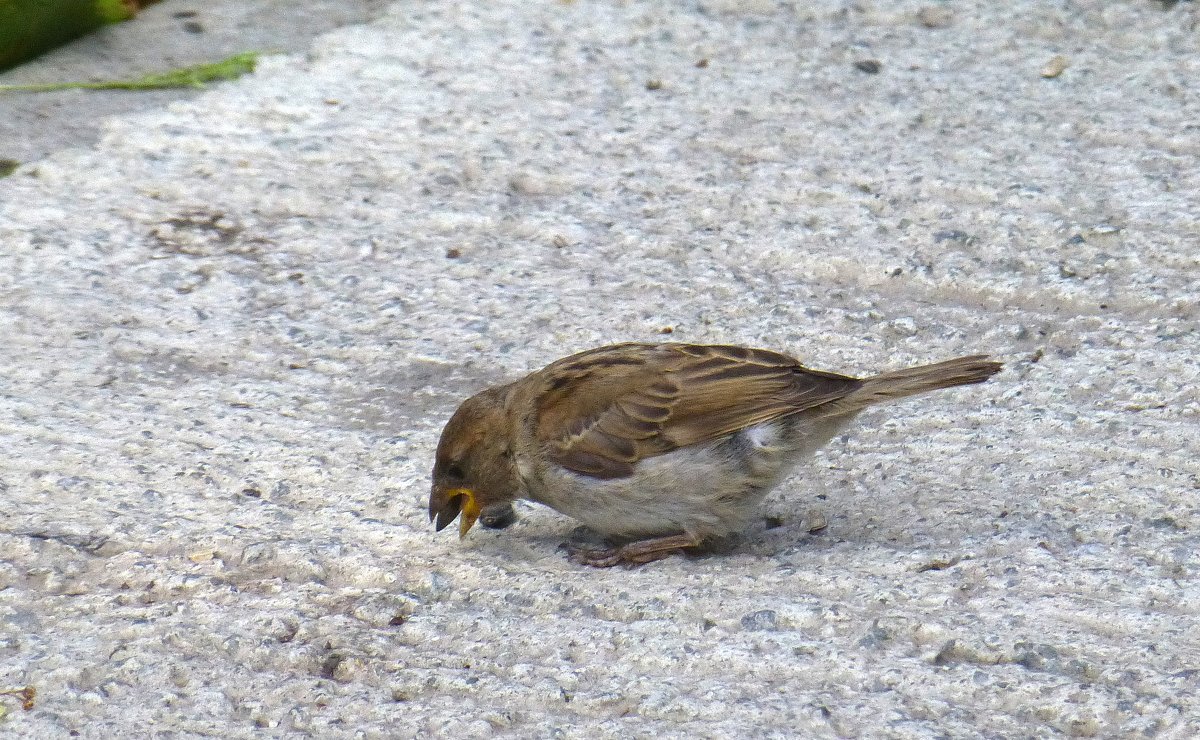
[827,355,1002,413]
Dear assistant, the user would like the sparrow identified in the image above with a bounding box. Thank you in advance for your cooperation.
[429,342,1002,567]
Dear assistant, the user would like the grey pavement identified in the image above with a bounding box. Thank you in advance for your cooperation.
[1,1,1198,736]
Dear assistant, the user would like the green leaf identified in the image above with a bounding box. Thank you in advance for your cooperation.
[0,51,260,93]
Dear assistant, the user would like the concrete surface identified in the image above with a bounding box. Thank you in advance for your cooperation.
[1,0,1198,737]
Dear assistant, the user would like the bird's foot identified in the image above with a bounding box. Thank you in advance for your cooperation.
[562,533,702,568]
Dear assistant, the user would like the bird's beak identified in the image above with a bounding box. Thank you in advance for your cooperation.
[429,487,481,539]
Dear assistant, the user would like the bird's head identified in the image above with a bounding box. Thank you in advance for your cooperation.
[429,385,520,538]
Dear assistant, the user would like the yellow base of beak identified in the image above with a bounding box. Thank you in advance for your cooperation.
[453,489,481,539]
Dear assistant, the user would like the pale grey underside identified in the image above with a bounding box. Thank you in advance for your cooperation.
[524,414,856,539]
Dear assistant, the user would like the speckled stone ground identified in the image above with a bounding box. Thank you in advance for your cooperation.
[1,1,1198,737]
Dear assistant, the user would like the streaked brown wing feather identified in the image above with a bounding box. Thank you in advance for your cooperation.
[532,343,862,479]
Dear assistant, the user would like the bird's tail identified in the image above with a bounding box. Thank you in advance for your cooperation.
[823,355,1002,415]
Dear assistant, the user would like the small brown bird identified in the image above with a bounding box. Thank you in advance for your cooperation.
[429,342,1001,566]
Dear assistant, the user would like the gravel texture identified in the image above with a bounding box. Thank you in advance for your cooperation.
[1,1,1198,736]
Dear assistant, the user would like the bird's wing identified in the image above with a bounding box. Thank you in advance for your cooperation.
[531,343,862,479]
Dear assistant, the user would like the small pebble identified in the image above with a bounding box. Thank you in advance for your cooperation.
[1041,55,1069,79]
[917,6,954,28]
[741,609,779,631]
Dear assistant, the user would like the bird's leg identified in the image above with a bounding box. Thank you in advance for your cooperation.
[566,533,703,568]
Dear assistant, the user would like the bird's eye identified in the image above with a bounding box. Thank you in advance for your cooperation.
[445,462,465,480]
